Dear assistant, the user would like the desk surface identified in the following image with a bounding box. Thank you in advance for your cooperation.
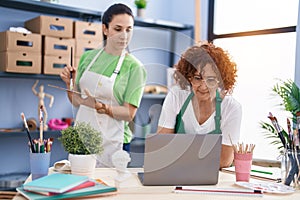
[13,168,299,200]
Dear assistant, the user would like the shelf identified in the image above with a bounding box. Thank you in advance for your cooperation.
[135,18,193,31]
[0,0,193,31]
[0,130,61,137]
[0,0,102,20]
[0,72,61,80]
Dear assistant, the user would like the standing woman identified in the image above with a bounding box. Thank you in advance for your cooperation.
[60,3,146,167]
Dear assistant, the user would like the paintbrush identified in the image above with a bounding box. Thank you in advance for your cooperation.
[21,112,35,153]
[69,46,74,91]
[268,112,287,148]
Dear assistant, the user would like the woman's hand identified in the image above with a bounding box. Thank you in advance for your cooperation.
[82,89,112,116]
[80,89,97,109]
[60,65,76,89]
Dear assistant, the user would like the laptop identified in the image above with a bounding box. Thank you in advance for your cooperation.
[138,133,222,186]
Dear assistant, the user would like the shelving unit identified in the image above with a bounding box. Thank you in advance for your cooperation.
[0,72,61,80]
[0,0,194,173]
[0,0,193,31]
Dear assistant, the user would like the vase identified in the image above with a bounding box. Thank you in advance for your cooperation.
[68,154,97,178]
[137,8,145,18]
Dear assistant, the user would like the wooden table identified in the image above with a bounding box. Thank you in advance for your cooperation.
[13,168,299,200]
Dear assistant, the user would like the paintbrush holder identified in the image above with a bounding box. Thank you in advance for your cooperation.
[281,149,300,188]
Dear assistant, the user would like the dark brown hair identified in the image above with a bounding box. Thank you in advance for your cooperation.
[102,3,134,46]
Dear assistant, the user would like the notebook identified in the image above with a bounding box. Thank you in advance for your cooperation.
[22,173,89,193]
[17,181,117,200]
[138,133,222,186]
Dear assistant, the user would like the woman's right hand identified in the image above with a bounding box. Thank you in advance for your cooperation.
[60,65,76,89]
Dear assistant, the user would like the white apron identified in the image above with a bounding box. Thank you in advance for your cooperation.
[76,49,125,167]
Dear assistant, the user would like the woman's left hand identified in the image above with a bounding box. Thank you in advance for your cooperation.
[81,89,97,108]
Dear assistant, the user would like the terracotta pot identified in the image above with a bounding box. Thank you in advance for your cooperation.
[68,154,97,178]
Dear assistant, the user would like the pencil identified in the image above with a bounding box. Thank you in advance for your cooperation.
[251,169,273,175]
[174,186,263,197]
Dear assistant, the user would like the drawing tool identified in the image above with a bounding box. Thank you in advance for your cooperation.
[297,111,300,148]
[268,112,287,148]
[251,169,273,175]
[174,186,263,197]
[287,118,293,148]
[39,105,43,142]
[48,84,102,102]
[21,113,35,153]
[69,47,74,91]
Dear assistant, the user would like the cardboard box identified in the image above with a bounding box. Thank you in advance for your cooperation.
[75,39,101,57]
[0,51,41,74]
[44,36,75,56]
[43,55,70,75]
[25,15,73,38]
[74,21,102,40]
[0,31,41,52]
[75,56,80,68]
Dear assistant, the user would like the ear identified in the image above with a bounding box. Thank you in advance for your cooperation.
[102,24,108,36]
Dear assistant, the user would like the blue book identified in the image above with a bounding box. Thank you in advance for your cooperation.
[22,173,89,193]
[16,182,117,200]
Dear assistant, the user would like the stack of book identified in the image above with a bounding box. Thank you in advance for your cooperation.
[16,173,117,200]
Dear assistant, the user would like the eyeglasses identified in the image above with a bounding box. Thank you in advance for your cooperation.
[192,75,219,88]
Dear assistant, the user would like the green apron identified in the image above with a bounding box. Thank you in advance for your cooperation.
[175,90,222,134]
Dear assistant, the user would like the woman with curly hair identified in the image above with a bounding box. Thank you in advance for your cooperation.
[157,43,242,168]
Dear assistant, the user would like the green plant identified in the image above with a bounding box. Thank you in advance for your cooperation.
[59,122,103,155]
[134,0,147,9]
[260,79,300,150]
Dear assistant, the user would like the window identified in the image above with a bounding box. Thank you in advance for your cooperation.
[210,0,298,160]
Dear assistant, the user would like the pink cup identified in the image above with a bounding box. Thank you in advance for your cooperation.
[234,152,253,182]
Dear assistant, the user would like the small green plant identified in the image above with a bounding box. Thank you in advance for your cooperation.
[260,79,300,150]
[134,0,147,9]
[59,122,103,155]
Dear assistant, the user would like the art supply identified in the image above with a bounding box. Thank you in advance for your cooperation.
[48,84,101,101]
[287,118,293,149]
[281,149,300,186]
[21,113,35,153]
[39,105,43,142]
[174,186,263,197]
[29,152,51,180]
[251,169,273,175]
[69,47,74,91]
[234,152,253,182]
[230,141,255,182]
[268,112,287,148]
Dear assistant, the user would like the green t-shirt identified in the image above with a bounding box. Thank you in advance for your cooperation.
[76,49,146,143]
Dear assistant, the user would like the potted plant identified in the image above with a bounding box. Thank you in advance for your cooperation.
[134,0,147,18]
[260,79,300,150]
[59,121,103,176]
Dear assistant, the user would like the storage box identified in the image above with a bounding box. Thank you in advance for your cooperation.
[75,39,101,58]
[0,51,41,74]
[75,57,80,68]
[43,36,75,56]
[74,21,102,40]
[0,31,41,52]
[25,15,73,38]
[43,55,70,75]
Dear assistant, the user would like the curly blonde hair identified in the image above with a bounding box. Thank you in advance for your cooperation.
[174,43,237,94]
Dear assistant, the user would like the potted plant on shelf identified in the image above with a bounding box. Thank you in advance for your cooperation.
[134,0,147,18]
[59,121,103,177]
[260,79,300,150]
